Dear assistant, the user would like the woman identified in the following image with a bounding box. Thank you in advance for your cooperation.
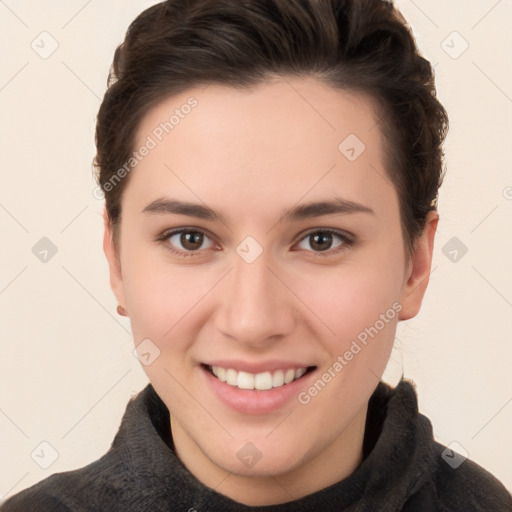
[2,0,511,510]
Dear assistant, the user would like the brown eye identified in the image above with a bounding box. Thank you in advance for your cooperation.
[309,232,335,252]
[296,230,351,254]
[165,229,215,254]
[180,231,205,250]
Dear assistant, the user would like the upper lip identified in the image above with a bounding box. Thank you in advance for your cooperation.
[202,360,316,374]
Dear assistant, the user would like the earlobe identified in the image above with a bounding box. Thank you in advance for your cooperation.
[398,210,439,321]
[102,210,127,313]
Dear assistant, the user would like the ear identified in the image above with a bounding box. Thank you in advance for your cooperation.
[398,210,439,321]
[103,209,127,311]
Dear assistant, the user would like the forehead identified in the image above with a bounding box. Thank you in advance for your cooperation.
[136,76,382,155]
[127,77,397,222]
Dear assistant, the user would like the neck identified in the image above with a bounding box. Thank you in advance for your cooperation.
[170,402,368,506]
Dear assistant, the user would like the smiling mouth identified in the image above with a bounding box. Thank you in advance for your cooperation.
[203,364,316,391]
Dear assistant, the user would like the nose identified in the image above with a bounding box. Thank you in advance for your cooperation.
[214,250,296,348]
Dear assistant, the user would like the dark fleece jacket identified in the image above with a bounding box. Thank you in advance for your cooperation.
[1,379,511,511]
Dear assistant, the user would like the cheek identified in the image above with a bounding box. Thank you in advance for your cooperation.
[122,262,206,387]
[299,260,403,346]
[293,265,401,427]
[119,241,204,342]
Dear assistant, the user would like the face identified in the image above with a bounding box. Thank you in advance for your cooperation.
[104,76,437,503]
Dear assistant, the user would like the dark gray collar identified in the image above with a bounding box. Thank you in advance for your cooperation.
[110,379,435,511]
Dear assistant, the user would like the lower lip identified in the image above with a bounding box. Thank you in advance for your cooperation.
[201,366,315,415]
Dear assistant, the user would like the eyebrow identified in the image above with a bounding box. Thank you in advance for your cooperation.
[141,197,374,222]
[142,198,227,222]
[281,197,374,221]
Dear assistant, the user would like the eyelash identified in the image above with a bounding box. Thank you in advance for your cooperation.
[157,227,354,259]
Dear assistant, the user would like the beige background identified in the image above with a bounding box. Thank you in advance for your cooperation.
[1,0,511,499]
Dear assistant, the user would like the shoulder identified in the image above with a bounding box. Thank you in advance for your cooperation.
[0,471,77,511]
[0,486,72,512]
[0,385,172,512]
[0,441,155,512]
[384,381,511,511]
[406,441,512,511]
[0,451,126,512]
[433,442,512,511]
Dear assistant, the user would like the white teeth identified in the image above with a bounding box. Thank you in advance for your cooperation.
[216,367,227,382]
[237,371,255,390]
[226,368,238,386]
[284,369,295,384]
[295,368,307,379]
[254,372,273,391]
[209,365,310,390]
[272,369,284,388]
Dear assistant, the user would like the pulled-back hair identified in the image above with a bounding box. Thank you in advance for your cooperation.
[95,0,448,254]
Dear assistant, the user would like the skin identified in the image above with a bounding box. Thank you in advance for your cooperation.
[103,76,438,506]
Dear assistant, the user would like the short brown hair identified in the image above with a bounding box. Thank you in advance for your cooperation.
[95,0,449,254]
